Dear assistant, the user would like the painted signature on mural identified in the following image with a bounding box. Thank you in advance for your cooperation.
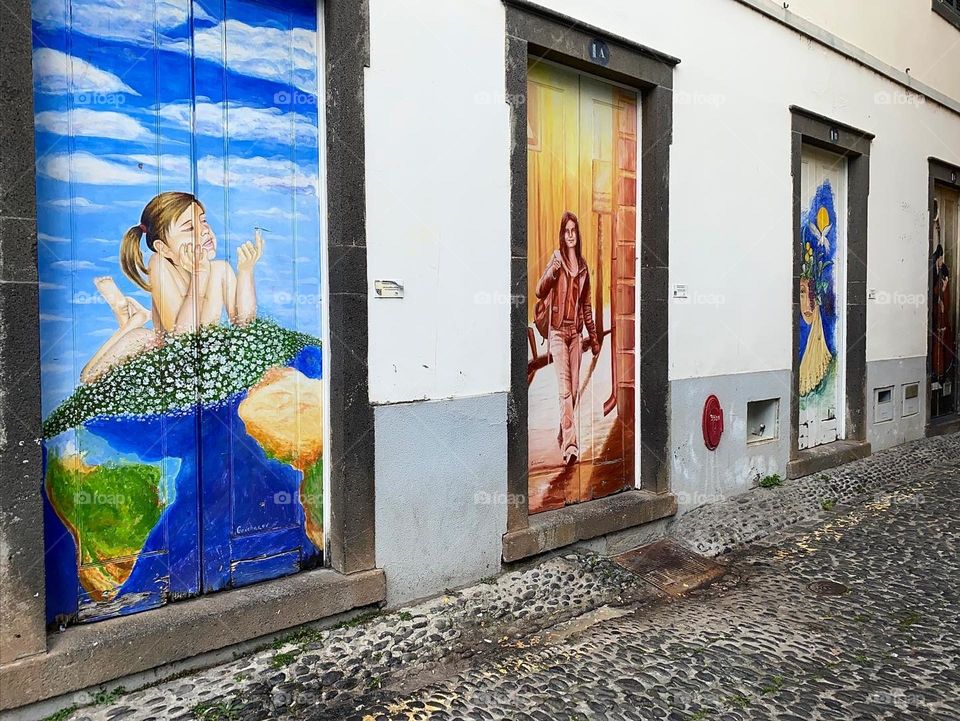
[236,522,277,536]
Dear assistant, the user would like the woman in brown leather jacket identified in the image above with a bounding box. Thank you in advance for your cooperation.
[536,211,601,464]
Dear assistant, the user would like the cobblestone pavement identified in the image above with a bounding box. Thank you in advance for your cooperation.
[57,434,960,721]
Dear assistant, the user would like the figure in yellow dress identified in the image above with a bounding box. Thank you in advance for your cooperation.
[799,207,834,396]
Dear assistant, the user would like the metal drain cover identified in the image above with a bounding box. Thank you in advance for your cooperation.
[613,540,727,597]
[808,580,850,596]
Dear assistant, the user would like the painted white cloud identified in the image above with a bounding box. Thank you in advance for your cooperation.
[40,313,71,322]
[38,151,190,186]
[33,48,139,96]
[43,197,112,213]
[32,0,211,44]
[38,232,70,244]
[236,206,305,221]
[169,20,318,94]
[158,101,317,146]
[39,151,315,193]
[42,363,74,374]
[35,109,151,141]
[51,260,102,271]
[88,328,117,338]
[198,155,318,194]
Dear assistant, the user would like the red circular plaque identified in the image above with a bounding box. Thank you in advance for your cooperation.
[702,395,724,450]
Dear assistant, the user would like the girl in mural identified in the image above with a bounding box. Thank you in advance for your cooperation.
[81,192,264,383]
[535,211,601,465]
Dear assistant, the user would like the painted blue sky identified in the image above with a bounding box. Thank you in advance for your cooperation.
[32,0,323,416]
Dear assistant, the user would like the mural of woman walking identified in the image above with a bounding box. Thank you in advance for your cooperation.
[535,211,601,465]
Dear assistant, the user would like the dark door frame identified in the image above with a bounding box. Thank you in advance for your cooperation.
[502,0,677,562]
[926,158,960,435]
[787,107,873,479]
[0,0,382,708]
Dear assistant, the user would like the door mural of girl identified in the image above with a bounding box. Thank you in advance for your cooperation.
[34,0,326,625]
[526,61,637,513]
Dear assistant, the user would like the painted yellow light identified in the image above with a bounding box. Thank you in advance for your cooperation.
[817,207,830,233]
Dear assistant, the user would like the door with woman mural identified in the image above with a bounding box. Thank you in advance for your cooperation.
[798,145,846,450]
[34,0,327,626]
[526,60,637,513]
[930,183,960,419]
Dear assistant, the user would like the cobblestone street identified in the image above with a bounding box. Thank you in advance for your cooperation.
[56,435,960,721]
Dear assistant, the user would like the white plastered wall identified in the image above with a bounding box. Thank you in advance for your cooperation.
[364,0,511,405]
[364,0,960,402]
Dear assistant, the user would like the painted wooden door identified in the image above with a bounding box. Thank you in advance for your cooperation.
[35,0,325,626]
[930,184,960,418]
[526,61,638,513]
[798,146,846,450]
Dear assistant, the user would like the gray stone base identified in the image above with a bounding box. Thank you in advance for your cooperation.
[0,568,385,711]
[786,439,871,479]
[502,490,677,562]
[374,393,508,607]
[670,370,792,513]
[866,356,926,451]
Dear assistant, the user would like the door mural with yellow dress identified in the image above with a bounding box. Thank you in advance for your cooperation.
[34,0,326,625]
[526,61,637,513]
[798,146,846,450]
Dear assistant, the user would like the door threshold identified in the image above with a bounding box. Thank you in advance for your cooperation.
[787,439,871,479]
[927,415,960,437]
[0,568,385,711]
[502,490,678,563]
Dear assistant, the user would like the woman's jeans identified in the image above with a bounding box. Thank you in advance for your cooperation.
[549,320,582,461]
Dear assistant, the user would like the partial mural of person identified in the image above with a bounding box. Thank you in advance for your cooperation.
[80,192,264,383]
[526,61,637,513]
[535,211,601,465]
[932,240,955,383]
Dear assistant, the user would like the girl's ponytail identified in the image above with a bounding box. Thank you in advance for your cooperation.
[119,191,200,292]
[120,225,151,292]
